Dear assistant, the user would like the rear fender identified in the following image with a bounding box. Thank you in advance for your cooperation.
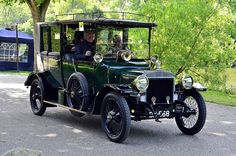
[24,72,40,86]
[24,72,59,101]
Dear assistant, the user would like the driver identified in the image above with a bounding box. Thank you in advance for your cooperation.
[75,30,95,60]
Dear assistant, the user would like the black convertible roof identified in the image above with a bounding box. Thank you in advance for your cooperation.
[60,19,156,27]
[40,12,157,28]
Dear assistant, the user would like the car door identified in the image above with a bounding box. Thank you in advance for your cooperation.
[61,24,95,88]
[40,24,63,86]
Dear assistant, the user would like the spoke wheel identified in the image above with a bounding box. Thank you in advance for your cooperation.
[182,97,199,129]
[66,72,90,112]
[30,79,46,116]
[175,90,206,135]
[101,92,131,143]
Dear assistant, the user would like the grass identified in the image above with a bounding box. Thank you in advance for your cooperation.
[202,90,236,107]
[225,68,236,89]
[202,68,236,107]
[0,70,31,76]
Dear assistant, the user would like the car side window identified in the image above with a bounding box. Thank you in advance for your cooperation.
[40,25,61,70]
[51,26,60,53]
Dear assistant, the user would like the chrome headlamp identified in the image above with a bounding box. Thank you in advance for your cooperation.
[181,75,193,90]
[121,50,132,62]
[133,75,149,92]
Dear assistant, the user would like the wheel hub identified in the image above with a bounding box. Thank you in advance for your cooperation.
[70,91,75,98]
[35,99,41,108]
[107,110,116,122]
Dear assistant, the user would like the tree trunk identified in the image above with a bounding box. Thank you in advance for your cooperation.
[25,0,51,72]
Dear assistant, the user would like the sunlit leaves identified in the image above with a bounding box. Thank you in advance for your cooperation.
[0,0,235,89]
[137,0,236,89]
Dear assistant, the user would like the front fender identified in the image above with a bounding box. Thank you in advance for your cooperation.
[175,82,207,92]
[92,84,134,115]
[193,82,207,91]
[104,84,133,94]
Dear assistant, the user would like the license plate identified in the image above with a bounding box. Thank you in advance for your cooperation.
[158,110,170,118]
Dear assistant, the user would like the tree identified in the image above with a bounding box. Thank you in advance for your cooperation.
[25,0,51,24]
[1,0,235,89]
[2,0,50,24]
[131,0,236,89]
[0,3,32,33]
[1,0,51,71]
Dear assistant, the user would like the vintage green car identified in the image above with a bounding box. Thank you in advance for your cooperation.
[25,12,207,143]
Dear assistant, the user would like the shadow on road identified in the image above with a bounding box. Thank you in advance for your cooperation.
[37,108,199,145]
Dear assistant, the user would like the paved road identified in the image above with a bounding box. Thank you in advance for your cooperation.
[0,74,236,156]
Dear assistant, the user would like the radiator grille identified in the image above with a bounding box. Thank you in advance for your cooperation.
[147,78,174,104]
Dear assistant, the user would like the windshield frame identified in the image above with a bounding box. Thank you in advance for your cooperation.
[95,25,152,60]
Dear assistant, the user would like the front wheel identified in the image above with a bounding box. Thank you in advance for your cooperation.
[101,92,131,143]
[175,90,206,135]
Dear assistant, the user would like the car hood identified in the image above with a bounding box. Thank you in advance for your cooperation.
[103,60,174,84]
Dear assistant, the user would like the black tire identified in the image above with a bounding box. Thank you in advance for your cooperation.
[66,72,90,111]
[30,79,46,116]
[175,90,206,135]
[101,92,131,143]
[69,110,85,117]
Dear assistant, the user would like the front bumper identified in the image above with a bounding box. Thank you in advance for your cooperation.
[131,100,196,121]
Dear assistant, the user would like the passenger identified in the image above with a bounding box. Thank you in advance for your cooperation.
[112,34,122,52]
[73,31,84,45]
[74,30,95,60]
[106,34,122,58]
[64,31,84,61]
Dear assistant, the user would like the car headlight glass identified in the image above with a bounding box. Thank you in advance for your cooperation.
[181,75,193,90]
[134,75,149,92]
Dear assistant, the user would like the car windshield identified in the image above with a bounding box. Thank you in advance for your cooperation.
[63,24,150,60]
[96,26,150,59]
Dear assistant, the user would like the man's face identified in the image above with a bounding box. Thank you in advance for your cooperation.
[84,31,95,43]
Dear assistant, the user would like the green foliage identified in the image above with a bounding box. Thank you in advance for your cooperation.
[0,3,32,33]
[0,0,235,90]
[225,68,236,91]
[0,0,46,6]
[134,0,236,89]
[46,0,102,21]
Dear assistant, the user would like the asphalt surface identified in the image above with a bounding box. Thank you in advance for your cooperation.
[0,74,236,156]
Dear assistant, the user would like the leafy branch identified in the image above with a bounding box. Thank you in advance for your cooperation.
[175,3,220,76]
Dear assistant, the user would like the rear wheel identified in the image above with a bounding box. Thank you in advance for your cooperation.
[175,90,206,135]
[66,72,90,112]
[101,92,131,143]
[30,79,46,116]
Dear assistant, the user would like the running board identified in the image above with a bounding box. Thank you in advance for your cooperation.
[43,100,88,115]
